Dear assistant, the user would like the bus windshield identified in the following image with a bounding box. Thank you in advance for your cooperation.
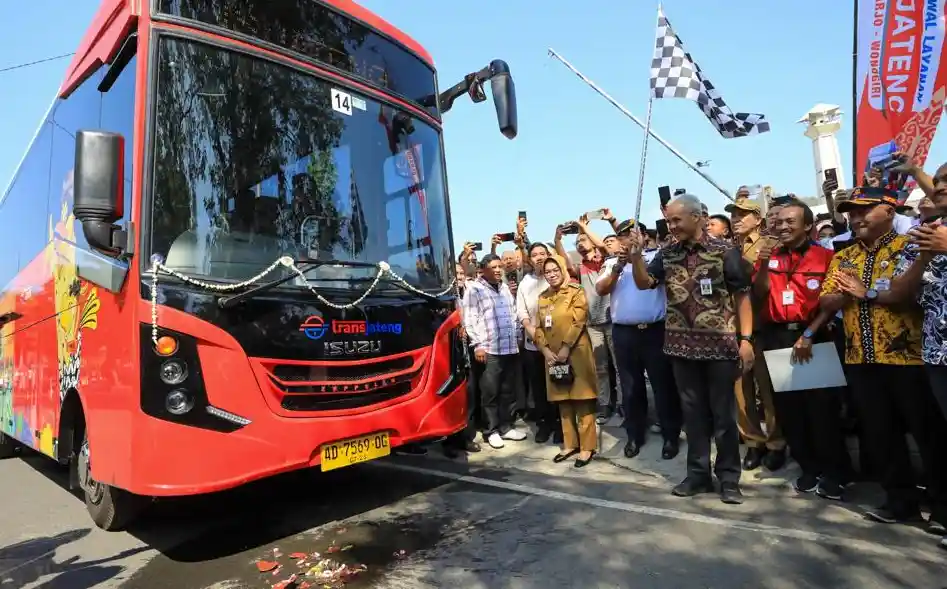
[149,36,451,292]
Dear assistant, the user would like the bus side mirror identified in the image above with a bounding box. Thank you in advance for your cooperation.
[488,60,517,140]
[74,130,127,256]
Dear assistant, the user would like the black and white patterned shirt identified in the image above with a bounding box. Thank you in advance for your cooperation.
[895,246,947,365]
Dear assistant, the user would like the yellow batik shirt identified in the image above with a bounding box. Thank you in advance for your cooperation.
[822,231,923,365]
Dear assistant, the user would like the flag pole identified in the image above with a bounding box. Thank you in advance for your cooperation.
[547,48,734,201]
[633,96,655,221]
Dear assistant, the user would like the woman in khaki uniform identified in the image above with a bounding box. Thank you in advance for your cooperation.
[533,255,599,467]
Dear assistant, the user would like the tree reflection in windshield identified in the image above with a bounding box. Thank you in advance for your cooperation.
[150,36,450,290]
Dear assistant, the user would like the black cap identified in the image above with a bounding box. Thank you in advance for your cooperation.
[615,219,637,235]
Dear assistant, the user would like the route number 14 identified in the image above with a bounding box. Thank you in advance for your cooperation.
[331,88,353,116]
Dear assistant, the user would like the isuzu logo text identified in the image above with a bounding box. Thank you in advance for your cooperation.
[323,341,382,356]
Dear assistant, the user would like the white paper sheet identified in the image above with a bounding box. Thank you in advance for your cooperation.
[763,342,848,392]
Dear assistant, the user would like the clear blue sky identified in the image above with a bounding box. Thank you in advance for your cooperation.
[2,0,945,252]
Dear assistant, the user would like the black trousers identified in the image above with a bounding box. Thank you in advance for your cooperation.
[670,358,741,484]
[847,363,947,521]
[523,349,561,432]
[613,322,682,443]
[480,353,520,436]
[758,324,851,482]
[446,346,484,446]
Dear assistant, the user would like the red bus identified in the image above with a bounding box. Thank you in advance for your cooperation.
[0,0,516,530]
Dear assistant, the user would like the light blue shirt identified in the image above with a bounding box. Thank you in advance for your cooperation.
[599,250,666,325]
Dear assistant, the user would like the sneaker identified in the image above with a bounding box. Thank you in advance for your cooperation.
[501,428,528,441]
[595,413,608,425]
[487,432,505,449]
[793,473,820,494]
[816,478,844,501]
[864,505,922,524]
[925,518,947,536]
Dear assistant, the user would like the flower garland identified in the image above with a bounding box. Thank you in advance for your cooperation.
[148,255,456,346]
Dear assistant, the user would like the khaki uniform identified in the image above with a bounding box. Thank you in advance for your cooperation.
[737,229,784,451]
[534,256,598,452]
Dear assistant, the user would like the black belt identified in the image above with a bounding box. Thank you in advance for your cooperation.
[767,322,805,331]
[618,320,664,330]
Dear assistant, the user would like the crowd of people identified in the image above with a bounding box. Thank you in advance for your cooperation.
[446,154,947,551]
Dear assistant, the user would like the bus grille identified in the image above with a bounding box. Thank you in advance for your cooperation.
[258,351,426,412]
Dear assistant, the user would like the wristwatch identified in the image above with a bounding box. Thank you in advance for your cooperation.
[737,334,753,343]
[802,328,814,339]
[865,288,879,301]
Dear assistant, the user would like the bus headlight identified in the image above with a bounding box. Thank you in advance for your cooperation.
[159,360,188,385]
[165,389,194,415]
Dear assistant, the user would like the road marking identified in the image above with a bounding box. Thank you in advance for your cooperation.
[378,462,943,564]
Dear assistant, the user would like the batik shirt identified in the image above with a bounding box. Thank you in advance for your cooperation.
[821,231,923,365]
[645,234,752,361]
[894,246,947,366]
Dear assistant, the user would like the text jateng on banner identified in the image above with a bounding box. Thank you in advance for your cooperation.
[855,0,947,180]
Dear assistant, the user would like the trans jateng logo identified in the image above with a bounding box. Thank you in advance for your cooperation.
[299,317,402,356]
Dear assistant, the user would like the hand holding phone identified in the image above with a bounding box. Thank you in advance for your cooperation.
[495,232,516,242]
[468,242,483,252]
[559,222,580,235]
[585,209,607,221]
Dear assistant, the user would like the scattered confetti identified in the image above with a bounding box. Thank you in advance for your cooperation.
[340,544,354,552]
[393,549,407,559]
[326,546,340,554]
[273,548,283,558]
[256,560,280,573]
[336,528,347,534]
[290,552,309,560]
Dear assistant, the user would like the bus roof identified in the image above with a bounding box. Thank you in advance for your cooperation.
[60,0,433,98]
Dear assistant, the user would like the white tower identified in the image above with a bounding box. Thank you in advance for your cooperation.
[797,104,846,197]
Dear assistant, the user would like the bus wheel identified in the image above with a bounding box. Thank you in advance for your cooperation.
[76,434,144,531]
[0,433,19,459]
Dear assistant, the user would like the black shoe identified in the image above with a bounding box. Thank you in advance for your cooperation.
[442,443,460,459]
[720,482,744,505]
[595,413,608,425]
[552,431,564,444]
[661,439,679,460]
[464,440,481,453]
[815,477,843,501]
[395,444,428,456]
[623,440,641,458]
[762,448,786,471]
[793,473,820,493]
[535,427,552,444]
[742,447,765,471]
[574,451,595,468]
[553,449,579,463]
[671,477,715,497]
[864,505,922,524]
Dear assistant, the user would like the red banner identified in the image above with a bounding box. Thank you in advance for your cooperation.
[855,0,947,181]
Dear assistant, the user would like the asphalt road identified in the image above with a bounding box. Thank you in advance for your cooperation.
[1,439,944,589]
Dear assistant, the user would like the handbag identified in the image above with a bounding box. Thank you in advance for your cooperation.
[548,362,574,385]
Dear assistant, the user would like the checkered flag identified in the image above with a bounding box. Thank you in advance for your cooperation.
[650,9,770,138]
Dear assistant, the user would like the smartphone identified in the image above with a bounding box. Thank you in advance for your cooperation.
[559,222,580,235]
[585,209,606,221]
[496,232,516,242]
[658,185,671,207]
[656,219,669,241]
[673,188,687,196]
[518,210,527,221]
[824,168,838,186]
[469,242,483,251]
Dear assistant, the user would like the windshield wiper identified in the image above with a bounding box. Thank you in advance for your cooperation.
[216,258,378,309]
[363,276,453,306]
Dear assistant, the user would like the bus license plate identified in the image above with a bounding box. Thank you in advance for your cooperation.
[320,432,391,472]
